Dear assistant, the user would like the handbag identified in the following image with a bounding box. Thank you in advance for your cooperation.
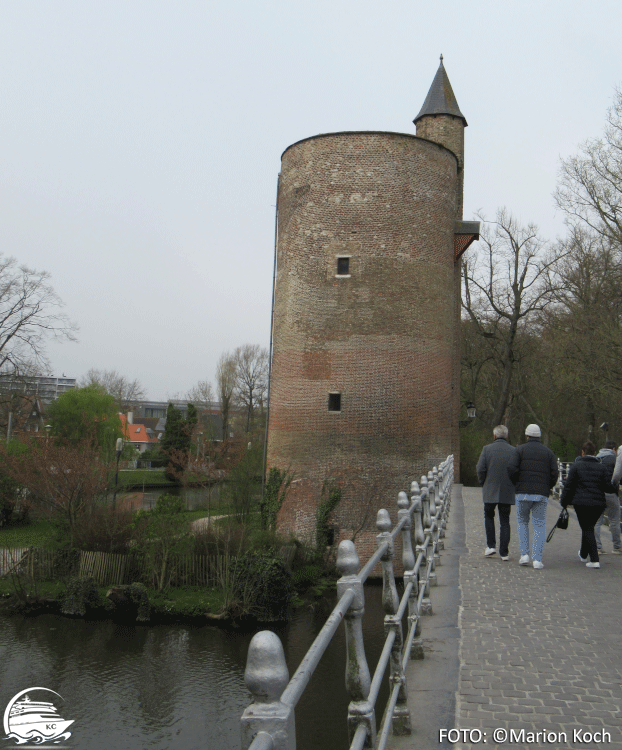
[546,508,570,542]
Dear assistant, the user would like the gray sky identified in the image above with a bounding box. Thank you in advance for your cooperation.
[1,1,619,401]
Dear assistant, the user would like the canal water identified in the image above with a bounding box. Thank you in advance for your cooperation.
[0,584,389,750]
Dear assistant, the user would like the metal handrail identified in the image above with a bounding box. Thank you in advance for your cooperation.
[241,456,454,750]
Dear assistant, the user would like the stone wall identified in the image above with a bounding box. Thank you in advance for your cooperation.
[268,131,460,548]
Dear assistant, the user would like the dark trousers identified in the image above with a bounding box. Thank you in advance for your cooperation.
[575,505,605,562]
[484,503,512,556]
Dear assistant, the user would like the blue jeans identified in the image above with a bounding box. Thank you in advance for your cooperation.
[594,493,621,551]
[516,494,548,562]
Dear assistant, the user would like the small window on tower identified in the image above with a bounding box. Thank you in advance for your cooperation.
[336,257,350,276]
[328,392,341,412]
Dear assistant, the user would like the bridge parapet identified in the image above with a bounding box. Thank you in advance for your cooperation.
[241,455,455,750]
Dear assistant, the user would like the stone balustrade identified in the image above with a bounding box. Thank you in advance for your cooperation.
[241,455,454,750]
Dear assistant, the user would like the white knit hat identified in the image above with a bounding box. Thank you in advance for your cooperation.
[525,424,541,438]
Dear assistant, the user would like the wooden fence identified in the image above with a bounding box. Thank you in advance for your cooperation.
[0,547,231,587]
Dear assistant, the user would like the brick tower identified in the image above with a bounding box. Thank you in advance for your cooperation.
[267,59,478,557]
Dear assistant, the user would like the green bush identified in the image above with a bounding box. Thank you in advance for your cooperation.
[316,486,341,551]
[61,576,102,616]
[229,552,292,621]
[150,586,225,618]
[105,582,151,621]
[291,564,324,591]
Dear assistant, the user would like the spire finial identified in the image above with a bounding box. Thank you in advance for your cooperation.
[413,55,467,126]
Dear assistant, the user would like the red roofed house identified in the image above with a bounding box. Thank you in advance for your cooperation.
[119,412,159,454]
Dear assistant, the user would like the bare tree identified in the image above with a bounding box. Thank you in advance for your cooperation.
[0,433,111,545]
[186,380,214,409]
[0,256,76,374]
[462,209,564,426]
[233,344,269,433]
[540,227,622,426]
[216,351,237,441]
[555,87,622,245]
[79,368,145,411]
[186,379,218,440]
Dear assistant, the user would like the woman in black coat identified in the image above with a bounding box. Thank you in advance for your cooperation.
[561,441,615,568]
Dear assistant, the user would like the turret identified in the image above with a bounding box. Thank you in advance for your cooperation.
[414,55,467,218]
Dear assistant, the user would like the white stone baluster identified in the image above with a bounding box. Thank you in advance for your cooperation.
[428,469,437,517]
[420,475,431,531]
[336,540,375,748]
[241,631,295,750]
[410,481,425,548]
[376,509,411,734]
[398,491,415,573]
[408,483,424,658]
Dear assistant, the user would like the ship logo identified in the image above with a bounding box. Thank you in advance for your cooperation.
[3,688,74,745]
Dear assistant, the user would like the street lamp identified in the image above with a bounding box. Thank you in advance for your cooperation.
[112,437,123,510]
[459,402,477,429]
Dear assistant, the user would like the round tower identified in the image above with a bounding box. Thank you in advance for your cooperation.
[267,61,473,558]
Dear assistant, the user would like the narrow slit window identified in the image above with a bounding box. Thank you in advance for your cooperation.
[336,257,350,275]
[328,392,341,412]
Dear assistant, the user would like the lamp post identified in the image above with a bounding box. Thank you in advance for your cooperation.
[459,402,477,429]
[113,437,123,510]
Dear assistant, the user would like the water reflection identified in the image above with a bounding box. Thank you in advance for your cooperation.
[0,585,388,750]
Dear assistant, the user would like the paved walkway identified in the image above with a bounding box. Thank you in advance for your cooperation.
[389,484,622,750]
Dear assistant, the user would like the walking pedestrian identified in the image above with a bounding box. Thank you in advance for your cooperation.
[561,441,615,568]
[507,424,558,569]
[476,425,517,560]
[595,441,621,555]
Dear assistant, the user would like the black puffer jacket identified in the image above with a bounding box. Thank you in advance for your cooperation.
[561,455,615,508]
[507,437,558,496]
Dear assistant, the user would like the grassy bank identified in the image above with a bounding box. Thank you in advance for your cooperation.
[116,469,223,489]
[0,508,216,548]
[0,519,58,548]
[0,578,226,621]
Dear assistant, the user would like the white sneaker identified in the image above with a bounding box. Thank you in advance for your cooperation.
[484,547,496,556]
[500,555,509,561]
[586,562,601,568]
[533,561,544,569]
[519,555,530,565]
[578,551,588,562]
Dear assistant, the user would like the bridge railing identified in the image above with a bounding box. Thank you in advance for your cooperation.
[240,455,455,750]
[553,460,572,499]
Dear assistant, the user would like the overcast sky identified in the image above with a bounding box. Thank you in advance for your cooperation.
[0,1,619,401]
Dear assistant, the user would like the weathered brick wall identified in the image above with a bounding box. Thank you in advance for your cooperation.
[416,115,465,219]
[268,131,460,549]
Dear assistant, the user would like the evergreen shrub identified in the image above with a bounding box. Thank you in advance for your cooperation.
[61,576,101,616]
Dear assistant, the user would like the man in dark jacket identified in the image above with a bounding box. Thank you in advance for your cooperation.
[507,424,558,570]
[561,441,615,568]
[594,441,621,554]
[476,425,517,560]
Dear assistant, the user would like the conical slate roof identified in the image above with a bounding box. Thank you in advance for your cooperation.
[414,56,467,126]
